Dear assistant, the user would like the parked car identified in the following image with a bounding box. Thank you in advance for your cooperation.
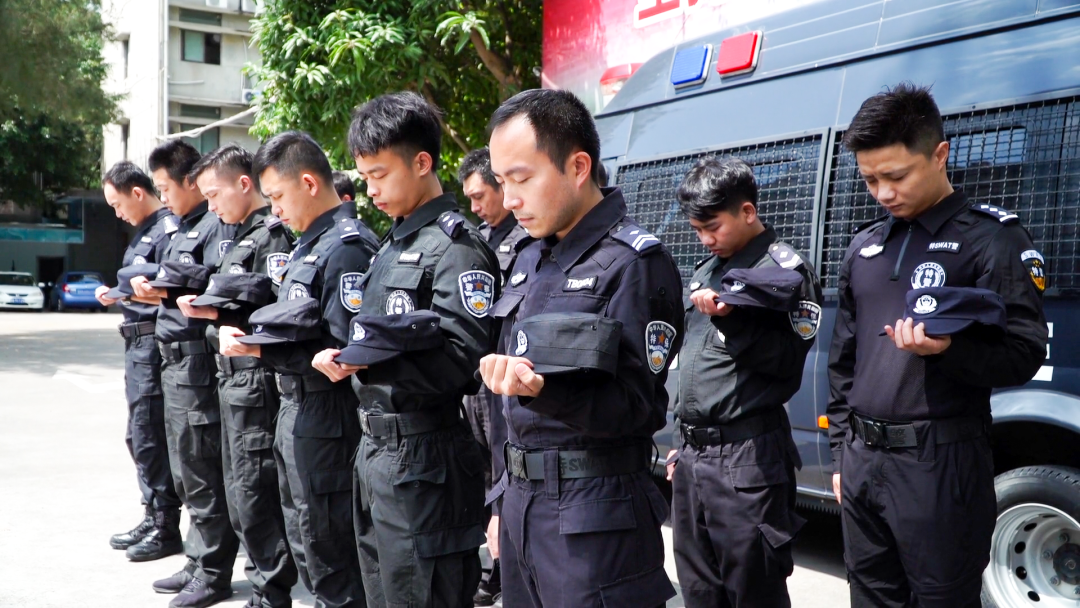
[605,2,1080,606]
[0,272,45,311]
[48,271,107,312]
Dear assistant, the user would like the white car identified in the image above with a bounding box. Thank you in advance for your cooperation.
[0,272,46,310]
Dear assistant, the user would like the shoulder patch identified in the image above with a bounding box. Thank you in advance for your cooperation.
[267,253,290,285]
[769,242,803,269]
[264,214,284,231]
[645,321,677,374]
[612,224,661,253]
[439,211,465,239]
[694,256,712,270]
[854,215,889,234]
[459,271,495,318]
[971,203,1019,224]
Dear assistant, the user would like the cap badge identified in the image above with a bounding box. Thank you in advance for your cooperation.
[352,323,366,342]
[729,280,746,293]
[913,295,937,315]
[515,330,528,356]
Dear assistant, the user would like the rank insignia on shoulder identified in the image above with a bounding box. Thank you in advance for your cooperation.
[973,203,1019,223]
[339,220,361,241]
[264,215,283,230]
[789,301,822,340]
[267,253,289,285]
[162,216,178,233]
[340,272,364,312]
[1021,250,1046,292]
[510,272,527,287]
[614,227,661,252]
[439,212,464,238]
[689,281,702,291]
[769,243,803,269]
[859,243,884,259]
[459,271,495,318]
[646,321,677,374]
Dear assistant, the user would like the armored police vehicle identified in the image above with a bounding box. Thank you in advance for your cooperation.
[598,1,1080,605]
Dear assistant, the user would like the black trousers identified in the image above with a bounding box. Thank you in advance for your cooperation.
[219,364,297,607]
[161,349,240,588]
[671,426,805,608]
[497,469,675,608]
[274,385,365,607]
[124,334,180,510]
[840,426,995,607]
[354,422,484,608]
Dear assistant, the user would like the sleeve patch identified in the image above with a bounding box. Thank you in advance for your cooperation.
[789,301,821,340]
[267,253,290,286]
[339,272,364,312]
[1021,250,1047,292]
[459,271,495,318]
[646,321,677,374]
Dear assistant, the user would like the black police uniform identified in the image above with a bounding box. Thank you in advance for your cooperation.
[155,201,240,588]
[206,207,297,608]
[488,189,684,608]
[827,191,1048,607]
[117,208,182,532]
[348,193,499,608]
[671,226,822,608]
[258,205,377,608]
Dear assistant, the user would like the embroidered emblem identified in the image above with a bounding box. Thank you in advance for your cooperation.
[645,321,677,374]
[911,262,947,289]
[459,271,495,318]
[789,301,821,340]
[386,290,415,315]
[340,272,364,312]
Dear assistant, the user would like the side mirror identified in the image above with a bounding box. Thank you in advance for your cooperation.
[38,282,46,288]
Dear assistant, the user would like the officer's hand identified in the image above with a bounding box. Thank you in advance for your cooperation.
[884,317,952,356]
[219,326,261,358]
[689,288,733,317]
[95,285,118,307]
[833,473,842,504]
[131,275,166,299]
[479,354,544,397]
[312,349,364,382]
[176,294,219,320]
[665,449,679,481]
[486,515,500,559]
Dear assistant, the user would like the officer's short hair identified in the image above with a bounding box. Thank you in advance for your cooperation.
[332,171,356,200]
[251,131,335,189]
[488,89,601,185]
[187,144,253,184]
[597,163,609,188]
[842,82,945,157]
[347,92,442,169]
[148,139,202,185]
[103,161,157,196]
[457,148,500,191]
[676,157,758,221]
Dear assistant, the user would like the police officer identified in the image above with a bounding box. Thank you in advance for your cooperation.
[666,157,822,608]
[827,84,1048,607]
[480,89,684,608]
[309,91,499,608]
[458,146,531,606]
[176,144,298,608]
[130,140,239,607]
[96,161,182,559]
[218,131,378,608]
[332,170,359,219]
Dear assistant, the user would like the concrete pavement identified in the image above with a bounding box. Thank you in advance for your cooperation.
[0,311,849,607]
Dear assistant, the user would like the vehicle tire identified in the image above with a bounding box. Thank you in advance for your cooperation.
[98,306,109,313]
[56,298,65,313]
[982,466,1080,607]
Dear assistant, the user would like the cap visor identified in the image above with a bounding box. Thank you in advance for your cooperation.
[716,293,767,309]
[148,279,183,288]
[530,363,585,376]
[105,287,128,299]
[236,333,289,345]
[191,294,232,307]
[334,347,401,367]
[918,318,976,337]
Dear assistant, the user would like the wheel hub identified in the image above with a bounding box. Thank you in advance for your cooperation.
[1053,543,1080,584]
[984,503,1080,606]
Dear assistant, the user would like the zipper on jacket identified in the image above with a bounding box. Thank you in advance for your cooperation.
[889,223,914,281]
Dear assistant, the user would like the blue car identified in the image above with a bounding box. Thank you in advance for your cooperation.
[49,271,108,312]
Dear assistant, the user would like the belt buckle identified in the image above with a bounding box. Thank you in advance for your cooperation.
[508,447,525,479]
[863,419,886,447]
[359,411,372,436]
[681,424,698,448]
[274,374,284,394]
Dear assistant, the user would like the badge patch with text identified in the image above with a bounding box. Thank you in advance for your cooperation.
[459,271,495,318]
[911,262,947,289]
[1021,250,1046,292]
[645,321,677,374]
[267,253,289,285]
[340,272,364,312]
[386,290,415,315]
[789,301,821,340]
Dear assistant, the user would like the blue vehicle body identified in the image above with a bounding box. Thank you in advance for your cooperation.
[602,0,1080,516]
[50,271,107,311]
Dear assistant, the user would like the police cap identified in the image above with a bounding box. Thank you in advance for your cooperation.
[334,310,444,367]
[902,286,1007,337]
[237,297,322,345]
[191,273,274,308]
[106,263,160,299]
[510,313,622,376]
[713,267,803,312]
[148,261,211,290]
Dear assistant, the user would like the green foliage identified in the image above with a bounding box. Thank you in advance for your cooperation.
[247,0,542,235]
[0,112,104,207]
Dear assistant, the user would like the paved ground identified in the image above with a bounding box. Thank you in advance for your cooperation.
[0,311,849,608]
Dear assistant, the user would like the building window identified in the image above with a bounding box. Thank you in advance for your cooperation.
[121,123,129,160]
[177,124,220,154]
[181,30,221,65]
[178,9,222,26]
[179,104,221,120]
[121,37,130,79]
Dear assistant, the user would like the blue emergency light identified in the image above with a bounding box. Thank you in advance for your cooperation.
[670,44,712,88]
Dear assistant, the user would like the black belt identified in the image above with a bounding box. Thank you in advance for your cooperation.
[680,409,784,449]
[159,339,211,362]
[275,373,337,399]
[505,443,651,481]
[358,407,460,438]
[215,354,262,375]
[850,413,988,449]
[118,321,156,339]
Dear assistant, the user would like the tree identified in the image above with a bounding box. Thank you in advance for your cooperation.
[0,112,104,208]
[247,0,542,234]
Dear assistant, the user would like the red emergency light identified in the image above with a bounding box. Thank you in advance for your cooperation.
[715,30,762,77]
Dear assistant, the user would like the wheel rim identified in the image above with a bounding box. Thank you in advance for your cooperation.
[985,503,1080,606]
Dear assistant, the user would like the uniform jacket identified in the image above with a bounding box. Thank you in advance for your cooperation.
[120,207,177,324]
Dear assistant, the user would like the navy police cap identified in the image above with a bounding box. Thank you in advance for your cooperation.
[106,263,160,299]
[509,313,622,376]
[192,273,274,308]
[713,267,803,312]
[237,297,322,345]
[901,286,1007,337]
[334,311,444,367]
[148,261,211,290]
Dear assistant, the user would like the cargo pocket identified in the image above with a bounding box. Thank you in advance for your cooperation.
[599,565,677,607]
[241,430,274,490]
[559,495,637,535]
[130,347,162,397]
[758,509,806,580]
[309,468,353,541]
[187,408,221,460]
[174,367,214,388]
[728,435,792,490]
[222,385,263,408]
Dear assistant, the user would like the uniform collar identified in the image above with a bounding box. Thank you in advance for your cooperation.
[544,187,626,272]
[881,190,968,240]
[179,201,209,229]
[487,213,519,247]
[235,206,271,240]
[389,193,458,242]
[137,206,171,235]
[295,205,341,251]
[720,225,778,271]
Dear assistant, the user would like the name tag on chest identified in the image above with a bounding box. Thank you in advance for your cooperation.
[564,277,597,291]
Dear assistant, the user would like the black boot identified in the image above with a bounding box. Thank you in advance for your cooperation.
[169,577,232,608]
[126,508,183,562]
[110,505,154,550]
[474,558,502,606]
[153,561,196,594]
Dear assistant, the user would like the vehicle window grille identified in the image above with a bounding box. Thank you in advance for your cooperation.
[616,135,823,288]
[822,97,1080,292]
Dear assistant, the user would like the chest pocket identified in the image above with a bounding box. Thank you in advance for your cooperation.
[175,236,202,264]
[490,291,524,321]
[284,263,318,300]
[380,265,426,314]
[226,246,255,273]
[129,240,155,264]
[542,291,608,316]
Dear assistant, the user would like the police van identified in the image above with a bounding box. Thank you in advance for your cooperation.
[597,1,1080,605]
